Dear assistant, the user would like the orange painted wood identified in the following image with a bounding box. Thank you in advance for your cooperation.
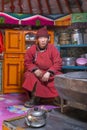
[4,53,24,60]
[5,30,23,53]
[48,31,54,44]
[2,124,10,130]
[3,58,24,93]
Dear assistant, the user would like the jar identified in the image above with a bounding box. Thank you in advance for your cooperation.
[71,29,83,45]
[59,32,71,45]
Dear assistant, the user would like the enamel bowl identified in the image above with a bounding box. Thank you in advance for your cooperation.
[76,58,87,66]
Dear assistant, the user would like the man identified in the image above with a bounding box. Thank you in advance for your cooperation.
[23,27,62,107]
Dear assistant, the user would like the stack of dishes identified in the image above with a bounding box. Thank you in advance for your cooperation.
[59,32,71,45]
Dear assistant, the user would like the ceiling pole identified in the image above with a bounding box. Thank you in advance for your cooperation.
[37,0,43,14]
[56,0,63,14]
[75,0,83,12]
[18,0,23,13]
[64,0,72,13]
[10,0,15,13]
[45,0,51,14]
[2,0,4,12]
[27,0,32,14]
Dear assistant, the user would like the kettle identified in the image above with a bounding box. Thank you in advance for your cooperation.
[25,107,47,128]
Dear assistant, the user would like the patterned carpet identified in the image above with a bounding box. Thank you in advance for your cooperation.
[0,93,59,130]
[0,93,28,129]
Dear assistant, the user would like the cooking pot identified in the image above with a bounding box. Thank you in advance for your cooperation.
[62,57,76,66]
[25,107,47,128]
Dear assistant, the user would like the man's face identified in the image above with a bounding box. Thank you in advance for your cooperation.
[37,37,48,49]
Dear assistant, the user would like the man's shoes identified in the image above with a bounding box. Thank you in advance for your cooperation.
[24,97,61,107]
[24,99,35,108]
[52,97,61,106]
[24,97,40,108]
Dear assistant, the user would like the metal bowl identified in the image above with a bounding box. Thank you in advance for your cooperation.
[62,57,76,66]
[76,58,87,66]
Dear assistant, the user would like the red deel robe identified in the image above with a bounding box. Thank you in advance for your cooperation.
[22,43,62,98]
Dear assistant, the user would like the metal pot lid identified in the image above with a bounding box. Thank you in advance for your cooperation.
[65,71,87,79]
[31,107,45,117]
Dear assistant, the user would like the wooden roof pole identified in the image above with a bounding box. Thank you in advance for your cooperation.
[2,0,4,12]
[10,0,15,13]
[27,0,32,14]
[37,0,43,14]
[64,0,72,13]
[18,0,23,13]
[56,0,63,14]
[45,0,51,14]
[75,0,83,12]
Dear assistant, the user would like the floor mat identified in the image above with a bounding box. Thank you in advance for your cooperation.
[0,93,60,130]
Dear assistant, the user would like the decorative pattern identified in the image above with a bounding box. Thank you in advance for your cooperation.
[0,12,87,27]
[21,14,54,26]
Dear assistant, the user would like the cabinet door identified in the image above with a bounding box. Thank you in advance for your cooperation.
[23,30,36,51]
[5,30,23,53]
[48,31,54,44]
[0,61,2,93]
[3,59,24,93]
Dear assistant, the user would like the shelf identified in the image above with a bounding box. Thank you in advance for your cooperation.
[56,44,87,51]
[25,40,36,42]
[57,44,87,48]
[62,66,87,70]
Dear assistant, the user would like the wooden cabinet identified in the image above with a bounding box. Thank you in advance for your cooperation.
[4,30,24,93]
[5,30,23,53]
[3,29,54,93]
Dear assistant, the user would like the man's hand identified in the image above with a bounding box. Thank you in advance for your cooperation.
[34,69,43,78]
[41,72,50,82]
